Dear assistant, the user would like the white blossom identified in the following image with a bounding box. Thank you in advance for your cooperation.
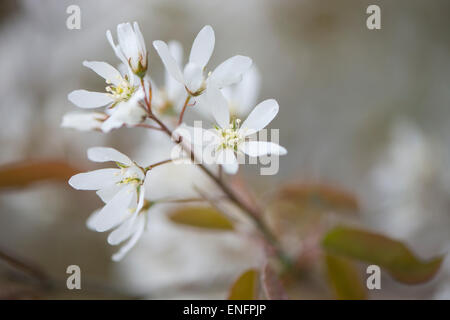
[151,41,187,116]
[179,88,287,175]
[67,60,146,132]
[221,65,260,118]
[153,25,252,97]
[69,147,148,261]
[107,22,148,77]
[61,111,107,131]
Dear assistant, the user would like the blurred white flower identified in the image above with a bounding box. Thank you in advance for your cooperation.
[153,25,252,97]
[151,41,186,116]
[107,22,148,77]
[179,88,287,174]
[69,147,148,260]
[61,111,107,131]
[221,65,261,118]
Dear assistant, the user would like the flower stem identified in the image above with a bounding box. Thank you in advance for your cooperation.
[178,95,191,126]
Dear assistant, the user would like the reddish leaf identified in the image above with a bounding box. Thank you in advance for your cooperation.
[0,160,80,189]
[277,183,359,213]
[322,226,444,284]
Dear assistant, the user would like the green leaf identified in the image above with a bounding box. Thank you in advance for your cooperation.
[325,254,367,300]
[228,269,259,300]
[0,160,80,189]
[168,206,234,231]
[322,226,444,284]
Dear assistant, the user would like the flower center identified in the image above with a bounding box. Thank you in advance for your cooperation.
[216,119,244,152]
[115,165,144,186]
[106,76,136,104]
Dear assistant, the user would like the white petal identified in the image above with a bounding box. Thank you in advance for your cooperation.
[106,30,129,67]
[166,41,184,100]
[240,99,279,136]
[209,55,252,88]
[189,25,215,68]
[207,87,229,128]
[97,183,122,203]
[133,22,146,56]
[100,116,123,133]
[174,124,219,147]
[183,62,204,93]
[107,211,138,245]
[82,61,122,86]
[68,90,113,109]
[61,112,106,131]
[87,147,132,165]
[68,168,120,190]
[86,209,101,230]
[168,40,183,65]
[227,66,261,117]
[136,185,146,213]
[93,186,136,232]
[153,40,184,84]
[105,91,146,129]
[117,23,139,67]
[240,141,287,157]
[111,215,145,261]
[216,149,239,174]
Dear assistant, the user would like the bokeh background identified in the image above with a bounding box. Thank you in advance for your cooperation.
[0,0,450,299]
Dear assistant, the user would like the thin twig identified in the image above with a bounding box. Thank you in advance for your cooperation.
[178,95,191,126]
[0,247,49,287]
[135,123,164,131]
[145,158,175,171]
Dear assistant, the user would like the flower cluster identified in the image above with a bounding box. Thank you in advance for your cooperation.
[64,22,287,260]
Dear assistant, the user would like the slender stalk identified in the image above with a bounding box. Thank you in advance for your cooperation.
[0,247,50,287]
[135,123,163,131]
[178,95,191,126]
[145,158,175,171]
[141,78,152,114]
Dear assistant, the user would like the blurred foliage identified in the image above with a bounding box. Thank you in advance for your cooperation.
[0,160,80,189]
[322,226,443,284]
[168,206,234,231]
[261,263,289,300]
[325,254,366,300]
[228,269,259,300]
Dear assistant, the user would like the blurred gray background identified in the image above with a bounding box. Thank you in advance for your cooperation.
[0,0,450,299]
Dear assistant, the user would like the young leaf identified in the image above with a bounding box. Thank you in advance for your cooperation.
[261,263,289,300]
[0,160,80,189]
[325,254,367,300]
[168,206,234,230]
[277,183,359,213]
[228,269,259,300]
[322,226,444,284]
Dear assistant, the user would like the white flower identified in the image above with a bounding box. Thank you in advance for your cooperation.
[107,22,148,77]
[151,41,186,116]
[101,88,147,132]
[221,65,260,118]
[153,25,252,96]
[61,112,107,131]
[179,88,287,175]
[67,60,146,132]
[69,147,148,261]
